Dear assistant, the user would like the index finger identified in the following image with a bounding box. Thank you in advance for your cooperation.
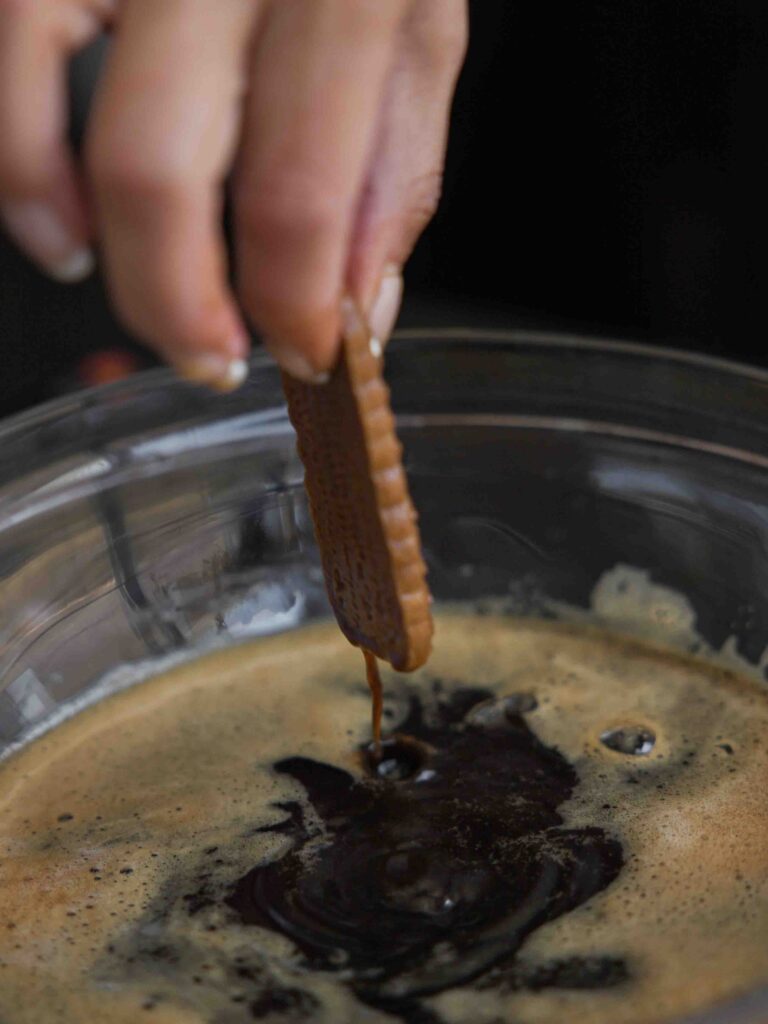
[234,0,409,381]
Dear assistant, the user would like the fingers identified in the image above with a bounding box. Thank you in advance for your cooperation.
[348,0,468,336]
[86,0,261,388]
[234,0,410,381]
[0,0,466,391]
[0,1,101,281]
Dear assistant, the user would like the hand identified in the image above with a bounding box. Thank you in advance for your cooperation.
[0,0,467,389]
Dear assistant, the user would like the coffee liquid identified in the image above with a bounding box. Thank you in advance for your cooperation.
[227,687,622,1018]
[1,612,767,1024]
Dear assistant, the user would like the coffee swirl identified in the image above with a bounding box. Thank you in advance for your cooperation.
[228,688,621,1014]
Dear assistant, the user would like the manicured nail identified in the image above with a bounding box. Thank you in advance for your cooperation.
[266,343,330,385]
[0,201,94,284]
[368,263,403,351]
[175,353,249,392]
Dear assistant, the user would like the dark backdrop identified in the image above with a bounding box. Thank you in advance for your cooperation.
[1,0,766,417]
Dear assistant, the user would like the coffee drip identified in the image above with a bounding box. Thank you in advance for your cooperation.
[364,649,384,751]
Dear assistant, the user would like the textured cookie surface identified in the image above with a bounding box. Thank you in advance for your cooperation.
[281,303,432,671]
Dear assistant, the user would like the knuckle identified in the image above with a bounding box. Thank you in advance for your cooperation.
[86,140,187,207]
[238,175,342,243]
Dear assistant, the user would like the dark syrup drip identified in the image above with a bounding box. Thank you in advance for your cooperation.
[226,687,624,1019]
[364,649,384,752]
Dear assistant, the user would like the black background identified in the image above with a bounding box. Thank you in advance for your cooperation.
[1,0,767,417]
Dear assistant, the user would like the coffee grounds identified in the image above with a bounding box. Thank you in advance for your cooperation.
[227,686,624,1019]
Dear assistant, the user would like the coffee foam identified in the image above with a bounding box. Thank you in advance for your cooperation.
[0,610,767,1023]
[557,564,768,679]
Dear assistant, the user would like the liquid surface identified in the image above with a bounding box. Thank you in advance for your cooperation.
[1,613,768,1023]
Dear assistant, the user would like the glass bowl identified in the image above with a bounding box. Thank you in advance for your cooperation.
[0,330,767,1024]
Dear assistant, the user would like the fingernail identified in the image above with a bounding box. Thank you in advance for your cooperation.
[50,248,96,284]
[266,343,330,385]
[368,263,403,351]
[175,353,249,392]
[0,201,94,284]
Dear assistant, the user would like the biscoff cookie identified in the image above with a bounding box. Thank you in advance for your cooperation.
[281,301,432,673]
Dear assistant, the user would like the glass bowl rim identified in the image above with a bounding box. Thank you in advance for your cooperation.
[1,326,766,444]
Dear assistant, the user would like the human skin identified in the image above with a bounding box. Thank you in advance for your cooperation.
[0,0,467,389]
